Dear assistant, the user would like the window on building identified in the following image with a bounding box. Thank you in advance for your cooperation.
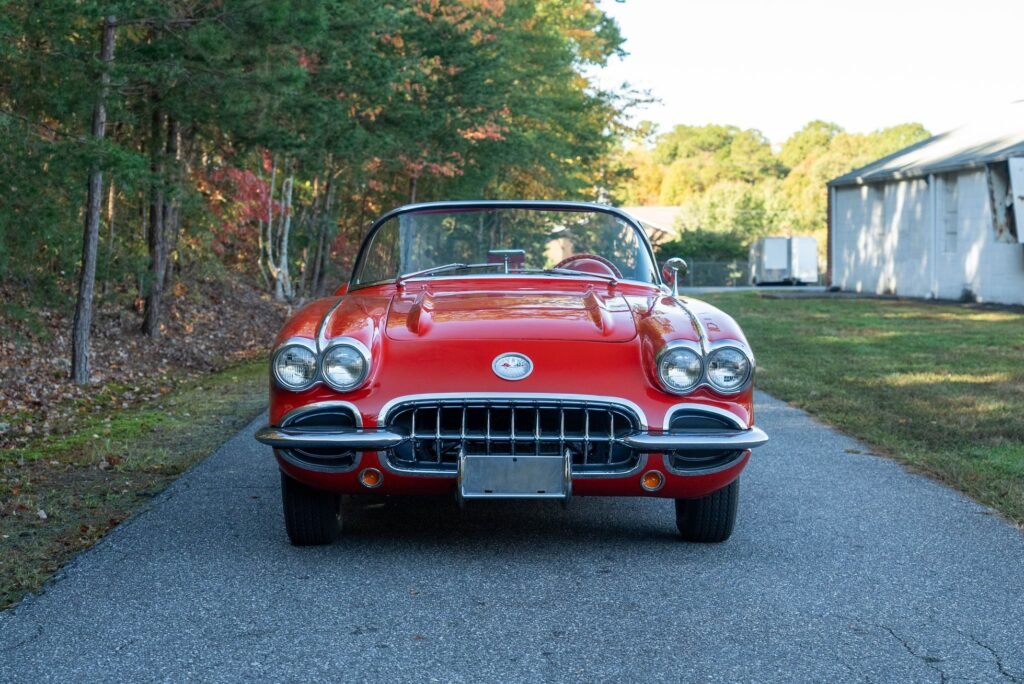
[942,174,958,253]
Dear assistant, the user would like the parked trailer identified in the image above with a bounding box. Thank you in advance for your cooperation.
[749,236,819,285]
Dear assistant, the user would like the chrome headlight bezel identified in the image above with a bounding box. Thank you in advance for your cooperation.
[654,339,755,396]
[271,341,319,392]
[705,345,753,394]
[655,341,705,395]
[320,339,371,392]
[270,336,372,393]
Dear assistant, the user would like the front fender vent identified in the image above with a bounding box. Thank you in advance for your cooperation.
[666,409,745,472]
[280,404,359,469]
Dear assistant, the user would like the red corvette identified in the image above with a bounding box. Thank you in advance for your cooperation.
[256,201,768,545]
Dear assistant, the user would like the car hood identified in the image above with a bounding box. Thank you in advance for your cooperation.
[385,287,637,342]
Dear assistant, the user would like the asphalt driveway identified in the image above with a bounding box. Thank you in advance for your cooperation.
[1,392,1022,682]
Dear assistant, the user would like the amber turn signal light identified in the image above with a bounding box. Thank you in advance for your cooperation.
[359,468,383,489]
[640,470,664,492]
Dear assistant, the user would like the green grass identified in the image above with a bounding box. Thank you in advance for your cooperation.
[0,360,269,609]
[699,292,1024,526]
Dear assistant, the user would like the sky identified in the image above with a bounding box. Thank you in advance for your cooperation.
[593,0,1024,145]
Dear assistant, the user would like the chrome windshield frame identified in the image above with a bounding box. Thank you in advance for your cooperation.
[347,200,662,292]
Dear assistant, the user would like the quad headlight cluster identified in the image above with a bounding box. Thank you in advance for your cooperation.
[271,339,370,392]
[656,342,753,395]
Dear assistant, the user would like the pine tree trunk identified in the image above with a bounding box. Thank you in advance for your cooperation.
[298,176,320,299]
[256,219,271,289]
[161,117,181,295]
[310,176,333,298]
[263,159,278,289]
[142,105,165,337]
[71,16,116,385]
[274,173,295,301]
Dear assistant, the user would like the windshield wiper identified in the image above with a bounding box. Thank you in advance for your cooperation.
[526,267,619,283]
[397,262,497,282]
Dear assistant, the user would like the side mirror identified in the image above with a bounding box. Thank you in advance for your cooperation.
[662,257,688,297]
[335,283,349,296]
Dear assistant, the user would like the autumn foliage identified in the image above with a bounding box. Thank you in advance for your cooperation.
[0,0,628,308]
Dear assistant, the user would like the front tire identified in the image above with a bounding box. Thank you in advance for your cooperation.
[675,478,739,543]
[281,472,342,546]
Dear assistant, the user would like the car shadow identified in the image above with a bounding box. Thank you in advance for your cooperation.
[333,494,682,547]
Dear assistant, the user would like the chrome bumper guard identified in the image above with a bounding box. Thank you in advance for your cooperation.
[620,426,768,452]
[255,427,405,450]
[256,426,769,455]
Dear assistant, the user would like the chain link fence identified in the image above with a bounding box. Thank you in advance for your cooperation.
[678,261,750,287]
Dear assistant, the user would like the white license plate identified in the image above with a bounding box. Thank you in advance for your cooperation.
[458,450,571,501]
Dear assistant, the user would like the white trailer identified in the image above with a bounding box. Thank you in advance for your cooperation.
[748,236,819,285]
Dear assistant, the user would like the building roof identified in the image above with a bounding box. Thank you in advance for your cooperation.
[618,205,681,239]
[829,101,1024,187]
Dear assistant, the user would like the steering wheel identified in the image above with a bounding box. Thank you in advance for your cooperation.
[553,253,622,279]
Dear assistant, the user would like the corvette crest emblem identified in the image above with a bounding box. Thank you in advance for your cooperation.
[492,353,533,381]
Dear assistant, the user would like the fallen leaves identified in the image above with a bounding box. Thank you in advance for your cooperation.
[0,273,288,452]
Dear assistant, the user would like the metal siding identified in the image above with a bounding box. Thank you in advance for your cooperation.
[931,173,970,299]
[891,178,931,297]
[832,186,872,293]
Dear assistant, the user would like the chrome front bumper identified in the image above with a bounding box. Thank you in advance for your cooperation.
[255,427,405,450]
[255,426,769,454]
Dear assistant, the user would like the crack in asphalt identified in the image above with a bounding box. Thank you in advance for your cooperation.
[0,624,42,653]
[841,610,1021,684]
[963,630,1022,682]
[877,622,1022,683]
[881,625,950,683]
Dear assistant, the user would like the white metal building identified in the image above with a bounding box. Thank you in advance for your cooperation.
[828,104,1024,304]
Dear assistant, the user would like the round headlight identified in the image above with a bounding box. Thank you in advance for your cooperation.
[706,347,752,392]
[321,344,368,391]
[273,345,318,391]
[657,346,704,394]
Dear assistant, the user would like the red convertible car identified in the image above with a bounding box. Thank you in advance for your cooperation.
[256,201,767,545]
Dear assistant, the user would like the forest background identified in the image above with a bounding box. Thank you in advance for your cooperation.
[0,0,930,390]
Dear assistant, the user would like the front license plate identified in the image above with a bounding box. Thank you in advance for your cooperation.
[458,449,571,501]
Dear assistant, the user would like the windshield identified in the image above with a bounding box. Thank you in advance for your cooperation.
[352,206,658,287]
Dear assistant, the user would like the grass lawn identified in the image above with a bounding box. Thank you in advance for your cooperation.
[0,360,269,609]
[699,292,1024,527]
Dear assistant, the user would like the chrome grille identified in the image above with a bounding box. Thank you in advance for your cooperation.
[384,399,641,474]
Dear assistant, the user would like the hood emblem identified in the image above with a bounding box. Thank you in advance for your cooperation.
[492,353,533,381]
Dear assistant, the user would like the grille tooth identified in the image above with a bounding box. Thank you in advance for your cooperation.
[385,399,641,474]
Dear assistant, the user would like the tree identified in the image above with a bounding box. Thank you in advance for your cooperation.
[778,120,841,170]
[1,0,634,379]
[71,16,117,384]
[648,124,782,203]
